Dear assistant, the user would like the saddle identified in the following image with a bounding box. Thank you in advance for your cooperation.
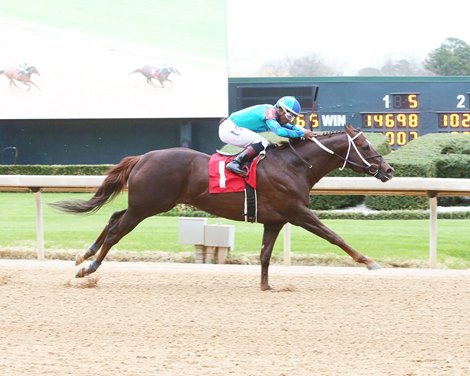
[208,152,264,222]
[14,70,25,79]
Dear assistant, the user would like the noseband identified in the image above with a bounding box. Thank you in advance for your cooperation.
[310,132,384,177]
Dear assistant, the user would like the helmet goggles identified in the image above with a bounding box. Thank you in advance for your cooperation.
[276,96,301,122]
[280,106,296,122]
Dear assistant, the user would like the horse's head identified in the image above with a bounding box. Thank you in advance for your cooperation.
[28,66,40,75]
[168,66,180,75]
[341,124,394,182]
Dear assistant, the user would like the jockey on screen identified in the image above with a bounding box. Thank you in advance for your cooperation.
[16,62,31,75]
[218,96,318,176]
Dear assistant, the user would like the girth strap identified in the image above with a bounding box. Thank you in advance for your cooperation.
[244,183,257,223]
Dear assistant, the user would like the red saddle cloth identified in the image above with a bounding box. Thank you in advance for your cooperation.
[209,154,259,193]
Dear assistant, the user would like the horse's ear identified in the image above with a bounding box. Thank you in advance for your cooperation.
[344,124,361,134]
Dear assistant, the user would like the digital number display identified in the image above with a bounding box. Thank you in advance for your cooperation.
[295,113,320,129]
[438,113,470,129]
[384,131,419,147]
[383,93,419,110]
[359,92,421,148]
[362,112,420,148]
[362,113,419,128]
[364,92,420,148]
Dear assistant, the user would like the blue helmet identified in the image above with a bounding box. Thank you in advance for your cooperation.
[275,96,301,116]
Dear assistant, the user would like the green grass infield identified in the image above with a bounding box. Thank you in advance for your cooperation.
[1,192,469,268]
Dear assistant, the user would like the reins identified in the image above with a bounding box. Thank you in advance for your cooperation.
[288,140,313,168]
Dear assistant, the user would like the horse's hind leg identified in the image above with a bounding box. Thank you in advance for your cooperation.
[9,80,19,89]
[75,209,147,278]
[75,209,126,266]
[147,77,157,87]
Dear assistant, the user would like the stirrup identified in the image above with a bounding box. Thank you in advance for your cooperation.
[226,162,248,176]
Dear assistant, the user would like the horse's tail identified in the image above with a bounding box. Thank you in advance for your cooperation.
[129,69,140,74]
[0,69,4,75]
[50,156,141,214]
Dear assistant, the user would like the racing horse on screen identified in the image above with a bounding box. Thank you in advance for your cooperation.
[51,125,394,291]
[130,64,180,88]
[0,66,40,90]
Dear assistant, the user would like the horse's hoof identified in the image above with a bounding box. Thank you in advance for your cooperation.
[367,262,382,270]
[260,284,272,291]
[75,253,85,266]
[75,267,87,278]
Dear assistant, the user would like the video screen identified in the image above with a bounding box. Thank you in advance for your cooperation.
[0,0,228,119]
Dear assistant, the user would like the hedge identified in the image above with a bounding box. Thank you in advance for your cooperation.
[365,133,470,210]
[0,164,112,175]
[161,204,470,220]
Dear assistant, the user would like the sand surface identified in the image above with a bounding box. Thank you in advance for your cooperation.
[1,259,469,376]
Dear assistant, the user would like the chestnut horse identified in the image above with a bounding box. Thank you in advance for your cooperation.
[130,64,180,88]
[0,66,40,90]
[51,125,394,290]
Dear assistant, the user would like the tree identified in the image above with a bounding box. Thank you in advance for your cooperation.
[256,54,340,77]
[357,67,382,76]
[358,59,431,76]
[424,38,470,75]
[379,59,431,76]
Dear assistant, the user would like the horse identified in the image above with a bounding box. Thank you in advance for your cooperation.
[50,124,394,291]
[0,66,40,90]
[130,64,180,88]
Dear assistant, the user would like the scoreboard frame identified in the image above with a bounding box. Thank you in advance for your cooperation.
[228,76,470,149]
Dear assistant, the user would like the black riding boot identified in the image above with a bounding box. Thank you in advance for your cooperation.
[226,143,264,176]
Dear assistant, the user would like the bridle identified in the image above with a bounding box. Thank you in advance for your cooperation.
[314,132,384,176]
[289,131,384,177]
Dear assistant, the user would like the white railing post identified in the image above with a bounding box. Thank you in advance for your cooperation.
[428,192,438,268]
[283,223,291,265]
[33,189,45,260]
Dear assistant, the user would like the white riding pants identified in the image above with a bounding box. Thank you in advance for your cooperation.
[219,119,270,149]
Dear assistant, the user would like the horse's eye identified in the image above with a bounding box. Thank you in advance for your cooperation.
[362,145,370,151]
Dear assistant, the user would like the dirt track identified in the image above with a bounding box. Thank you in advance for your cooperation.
[0,260,469,375]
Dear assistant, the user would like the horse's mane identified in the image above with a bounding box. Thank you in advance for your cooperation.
[273,131,345,150]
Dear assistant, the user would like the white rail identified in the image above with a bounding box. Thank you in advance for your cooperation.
[1,175,470,267]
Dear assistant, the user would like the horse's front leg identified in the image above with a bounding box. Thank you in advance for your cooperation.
[291,208,381,270]
[23,82,32,91]
[28,81,40,90]
[260,223,284,291]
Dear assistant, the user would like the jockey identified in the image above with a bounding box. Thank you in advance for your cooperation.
[16,62,30,75]
[219,96,318,176]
